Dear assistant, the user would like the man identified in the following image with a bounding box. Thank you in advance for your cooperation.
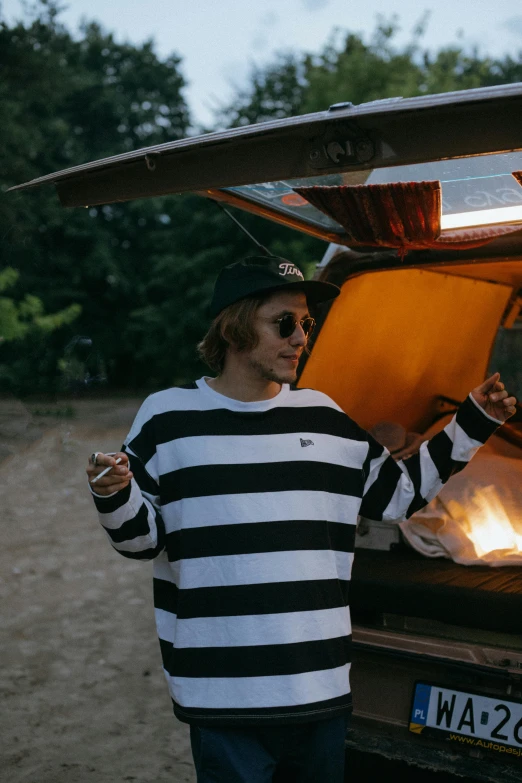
[87,256,517,783]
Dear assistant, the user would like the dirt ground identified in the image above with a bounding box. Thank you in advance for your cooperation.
[0,395,196,783]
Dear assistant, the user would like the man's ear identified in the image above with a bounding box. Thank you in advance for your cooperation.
[220,325,236,351]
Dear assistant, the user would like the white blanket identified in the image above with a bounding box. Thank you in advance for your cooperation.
[399,437,522,566]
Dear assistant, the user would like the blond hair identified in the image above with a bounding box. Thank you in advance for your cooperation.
[197,297,264,373]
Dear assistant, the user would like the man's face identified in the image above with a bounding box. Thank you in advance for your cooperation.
[243,289,311,385]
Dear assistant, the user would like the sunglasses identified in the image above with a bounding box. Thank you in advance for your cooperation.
[276,314,316,339]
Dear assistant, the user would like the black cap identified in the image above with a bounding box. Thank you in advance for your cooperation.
[209,256,340,318]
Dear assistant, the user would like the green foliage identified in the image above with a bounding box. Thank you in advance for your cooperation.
[0,263,82,393]
[0,267,19,293]
[212,53,307,129]
[217,15,522,122]
[301,20,424,113]
[2,4,522,396]
[0,266,80,343]
[1,1,191,395]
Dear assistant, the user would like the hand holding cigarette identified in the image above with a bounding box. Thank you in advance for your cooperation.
[90,457,122,484]
[86,451,133,495]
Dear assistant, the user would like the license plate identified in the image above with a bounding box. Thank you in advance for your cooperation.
[410,682,522,758]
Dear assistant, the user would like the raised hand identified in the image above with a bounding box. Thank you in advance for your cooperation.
[470,372,517,423]
[86,451,133,496]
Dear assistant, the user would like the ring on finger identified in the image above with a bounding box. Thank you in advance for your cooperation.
[91,451,102,467]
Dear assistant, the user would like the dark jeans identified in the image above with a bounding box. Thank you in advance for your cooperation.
[189,715,350,783]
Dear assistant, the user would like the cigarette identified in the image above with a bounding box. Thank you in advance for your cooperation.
[90,457,122,484]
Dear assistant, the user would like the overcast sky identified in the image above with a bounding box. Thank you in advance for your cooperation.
[3,0,522,129]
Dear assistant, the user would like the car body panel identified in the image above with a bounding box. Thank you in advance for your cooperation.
[299,266,513,432]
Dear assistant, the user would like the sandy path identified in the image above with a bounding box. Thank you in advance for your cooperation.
[0,397,196,783]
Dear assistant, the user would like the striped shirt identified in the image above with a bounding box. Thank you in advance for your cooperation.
[92,377,499,726]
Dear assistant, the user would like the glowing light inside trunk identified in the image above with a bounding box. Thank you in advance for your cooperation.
[463,485,522,558]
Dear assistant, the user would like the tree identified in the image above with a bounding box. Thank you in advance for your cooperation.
[0,1,191,394]
[0,2,323,395]
[212,53,307,130]
[215,15,522,121]
[3,6,522,395]
[0,266,81,393]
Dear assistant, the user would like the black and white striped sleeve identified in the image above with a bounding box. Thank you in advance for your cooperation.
[359,394,501,523]
[91,399,166,560]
